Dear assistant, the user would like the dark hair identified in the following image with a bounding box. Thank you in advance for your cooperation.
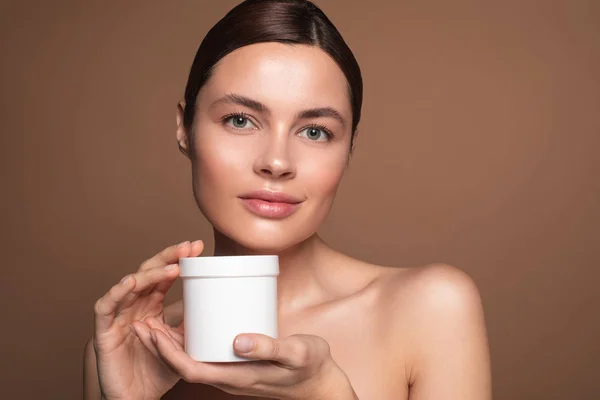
[182,0,363,152]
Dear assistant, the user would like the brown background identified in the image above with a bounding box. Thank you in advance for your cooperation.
[1,0,599,399]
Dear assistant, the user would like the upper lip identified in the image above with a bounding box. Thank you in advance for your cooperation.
[239,190,303,204]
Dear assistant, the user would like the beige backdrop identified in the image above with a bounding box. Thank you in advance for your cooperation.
[1,1,599,399]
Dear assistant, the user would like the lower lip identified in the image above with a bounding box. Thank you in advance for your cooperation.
[240,198,301,219]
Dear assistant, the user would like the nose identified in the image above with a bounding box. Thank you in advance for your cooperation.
[253,136,296,180]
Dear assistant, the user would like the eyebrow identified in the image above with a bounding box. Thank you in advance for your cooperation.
[209,93,347,128]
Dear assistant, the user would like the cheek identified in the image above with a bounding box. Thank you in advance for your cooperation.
[193,130,250,188]
[300,151,347,202]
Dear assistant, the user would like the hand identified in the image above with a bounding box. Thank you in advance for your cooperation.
[133,319,357,400]
[92,240,204,400]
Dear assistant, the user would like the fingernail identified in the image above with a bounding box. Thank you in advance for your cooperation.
[164,263,178,271]
[234,336,254,353]
[120,275,131,284]
[177,241,189,248]
[191,240,202,247]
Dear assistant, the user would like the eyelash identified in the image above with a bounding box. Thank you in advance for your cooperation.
[305,123,334,140]
[221,112,334,140]
[221,111,251,126]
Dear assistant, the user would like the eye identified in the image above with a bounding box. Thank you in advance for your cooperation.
[298,126,332,142]
[223,113,257,130]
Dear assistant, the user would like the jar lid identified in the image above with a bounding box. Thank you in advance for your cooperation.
[179,255,279,278]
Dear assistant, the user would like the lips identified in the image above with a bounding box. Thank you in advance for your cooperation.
[239,190,303,219]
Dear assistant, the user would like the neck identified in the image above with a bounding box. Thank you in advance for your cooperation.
[213,230,336,316]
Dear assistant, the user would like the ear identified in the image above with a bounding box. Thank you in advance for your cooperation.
[176,101,191,158]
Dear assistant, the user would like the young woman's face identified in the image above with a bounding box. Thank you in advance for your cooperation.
[179,42,353,252]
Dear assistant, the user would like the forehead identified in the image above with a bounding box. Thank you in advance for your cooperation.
[199,42,351,116]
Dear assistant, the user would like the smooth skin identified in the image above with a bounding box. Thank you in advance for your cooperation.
[84,43,491,399]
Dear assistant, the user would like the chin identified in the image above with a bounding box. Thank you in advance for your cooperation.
[231,222,315,254]
[237,236,298,254]
[208,211,316,254]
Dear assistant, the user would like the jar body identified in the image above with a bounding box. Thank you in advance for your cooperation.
[182,275,278,362]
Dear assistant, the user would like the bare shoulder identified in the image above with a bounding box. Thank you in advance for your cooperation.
[378,264,491,395]
[389,263,483,310]
[348,260,484,325]
[382,263,487,339]
[345,258,482,307]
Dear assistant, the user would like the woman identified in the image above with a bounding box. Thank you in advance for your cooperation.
[84,0,492,399]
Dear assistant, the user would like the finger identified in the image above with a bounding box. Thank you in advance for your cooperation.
[130,321,162,359]
[165,327,185,349]
[139,240,204,272]
[94,275,135,332]
[146,317,184,349]
[116,264,180,312]
[132,263,180,295]
[155,240,204,293]
[147,240,204,295]
[154,264,183,294]
[137,240,189,296]
[139,241,189,271]
[151,329,222,384]
[189,239,205,257]
[233,334,328,369]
